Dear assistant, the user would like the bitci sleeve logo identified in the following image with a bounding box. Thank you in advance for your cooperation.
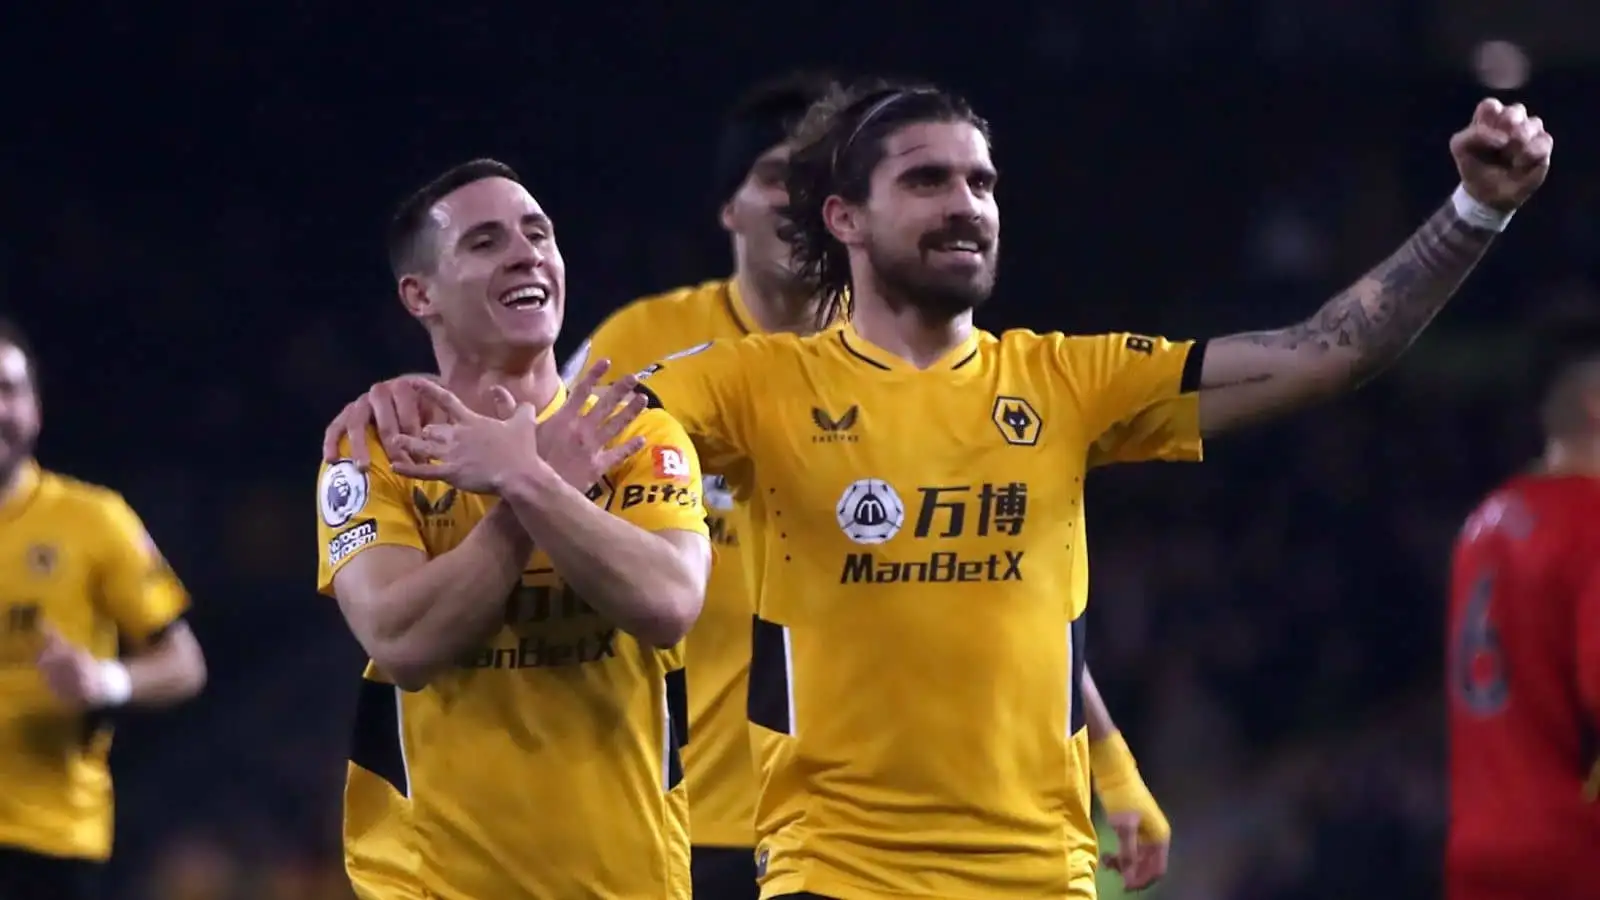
[651,446,692,483]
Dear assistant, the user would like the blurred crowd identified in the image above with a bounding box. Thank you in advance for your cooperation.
[11,6,1600,897]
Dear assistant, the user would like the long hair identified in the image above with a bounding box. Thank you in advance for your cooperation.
[777,79,991,325]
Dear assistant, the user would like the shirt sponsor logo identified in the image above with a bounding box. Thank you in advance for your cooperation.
[327,519,377,567]
[652,446,692,482]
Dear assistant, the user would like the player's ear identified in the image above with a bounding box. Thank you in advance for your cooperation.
[397,275,431,319]
[822,195,863,247]
[719,199,738,234]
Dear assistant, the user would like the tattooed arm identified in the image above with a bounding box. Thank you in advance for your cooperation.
[1193,98,1552,437]
[1194,200,1496,435]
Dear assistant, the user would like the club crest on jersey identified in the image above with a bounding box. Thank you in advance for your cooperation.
[319,461,369,528]
[836,478,906,545]
[652,446,692,483]
[25,544,56,577]
[991,395,1042,446]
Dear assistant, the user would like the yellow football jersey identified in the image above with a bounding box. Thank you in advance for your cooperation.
[342,665,421,900]
[0,461,190,861]
[316,386,707,900]
[564,277,768,849]
[637,322,1203,900]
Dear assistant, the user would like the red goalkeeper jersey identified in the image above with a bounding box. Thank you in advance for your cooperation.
[1446,473,1600,900]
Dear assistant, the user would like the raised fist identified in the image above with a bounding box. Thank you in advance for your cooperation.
[1450,98,1553,212]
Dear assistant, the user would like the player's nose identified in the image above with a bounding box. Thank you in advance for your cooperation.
[942,181,984,218]
[503,232,545,272]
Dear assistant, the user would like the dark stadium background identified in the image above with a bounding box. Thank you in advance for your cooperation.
[5,1,1595,897]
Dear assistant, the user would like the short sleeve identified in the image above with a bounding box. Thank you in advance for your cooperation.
[316,433,427,597]
[1087,395,1204,468]
[603,409,711,536]
[95,495,190,645]
[1051,333,1205,463]
[633,339,753,474]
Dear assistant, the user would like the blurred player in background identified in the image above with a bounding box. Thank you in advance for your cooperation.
[1445,315,1600,900]
[316,159,711,900]
[329,72,1174,896]
[559,71,841,899]
[1083,671,1168,890]
[0,318,207,900]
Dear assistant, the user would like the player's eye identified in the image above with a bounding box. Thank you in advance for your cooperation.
[900,166,953,192]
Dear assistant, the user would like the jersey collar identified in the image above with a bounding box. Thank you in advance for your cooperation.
[536,381,570,423]
[836,321,982,373]
[0,459,41,520]
[727,276,852,335]
[723,279,759,336]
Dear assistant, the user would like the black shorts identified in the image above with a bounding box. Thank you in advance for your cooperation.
[0,845,103,900]
[692,845,759,900]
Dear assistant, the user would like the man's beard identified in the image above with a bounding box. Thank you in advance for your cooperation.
[866,237,998,319]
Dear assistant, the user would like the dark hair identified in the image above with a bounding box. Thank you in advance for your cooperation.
[0,317,37,374]
[1533,312,1600,437]
[711,71,837,207]
[727,70,837,129]
[778,79,991,319]
[387,158,522,279]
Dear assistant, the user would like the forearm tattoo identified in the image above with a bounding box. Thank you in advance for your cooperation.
[1211,200,1497,386]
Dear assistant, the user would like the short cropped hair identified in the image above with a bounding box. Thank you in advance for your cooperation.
[1532,312,1600,438]
[386,158,522,279]
[778,79,991,313]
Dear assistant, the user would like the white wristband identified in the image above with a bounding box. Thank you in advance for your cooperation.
[1451,184,1513,233]
[92,660,132,707]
